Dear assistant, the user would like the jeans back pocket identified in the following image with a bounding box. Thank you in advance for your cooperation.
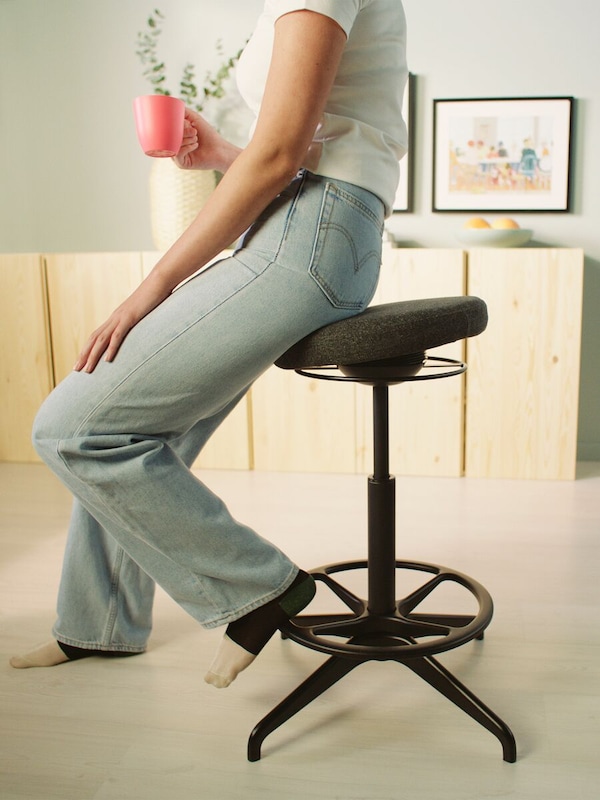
[309,182,383,310]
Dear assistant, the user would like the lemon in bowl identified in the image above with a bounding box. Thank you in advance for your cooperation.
[457,216,532,247]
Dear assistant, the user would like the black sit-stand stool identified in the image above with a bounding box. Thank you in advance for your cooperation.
[248,297,517,763]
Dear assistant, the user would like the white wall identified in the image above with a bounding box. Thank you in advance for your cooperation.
[1,0,599,459]
[0,0,262,253]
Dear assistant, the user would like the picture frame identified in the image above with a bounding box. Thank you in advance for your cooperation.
[393,72,415,212]
[432,96,574,212]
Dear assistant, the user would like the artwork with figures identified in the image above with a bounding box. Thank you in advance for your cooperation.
[433,97,573,212]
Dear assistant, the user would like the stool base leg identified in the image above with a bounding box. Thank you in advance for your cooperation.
[248,655,359,762]
[406,654,517,763]
[248,650,516,763]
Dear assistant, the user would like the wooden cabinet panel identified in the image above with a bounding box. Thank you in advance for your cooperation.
[356,247,467,477]
[191,395,251,471]
[465,248,584,480]
[45,253,144,384]
[0,255,54,462]
[252,365,356,473]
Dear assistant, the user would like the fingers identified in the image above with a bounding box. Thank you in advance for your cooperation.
[73,322,129,374]
[173,121,199,168]
[184,107,204,125]
[103,327,126,364]
[182,120,199,144]
[73,334,109,374]
[72,284,161,373]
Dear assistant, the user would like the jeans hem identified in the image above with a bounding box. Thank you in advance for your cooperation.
[201,565,299,629]
[54,632,147,654]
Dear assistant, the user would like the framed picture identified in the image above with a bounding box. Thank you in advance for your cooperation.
[432,96,574,212]
[393,72,415,212]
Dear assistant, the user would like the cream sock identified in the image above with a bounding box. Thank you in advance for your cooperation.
[9,640,71,669]
[204,570,316,689]
[204,634,256,688]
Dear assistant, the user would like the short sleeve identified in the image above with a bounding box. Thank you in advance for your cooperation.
[265,0,365,37]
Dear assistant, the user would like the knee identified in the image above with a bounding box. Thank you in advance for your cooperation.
[32,392,62,462]
[32,381,79,462]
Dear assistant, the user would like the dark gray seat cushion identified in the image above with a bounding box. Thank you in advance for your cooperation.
[275,297,488,369]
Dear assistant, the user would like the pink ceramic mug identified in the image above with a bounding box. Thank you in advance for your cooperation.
[133,95,185,157]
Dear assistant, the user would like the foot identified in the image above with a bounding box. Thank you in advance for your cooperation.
[204,634,257,688]
[9,640,71,669]
[10,640,142,668]
[205,570,316,688]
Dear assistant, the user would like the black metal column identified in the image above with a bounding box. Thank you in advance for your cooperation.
[368,384,396,616]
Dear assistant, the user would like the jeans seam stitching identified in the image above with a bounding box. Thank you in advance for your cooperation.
[326,181,384,232]
[276,170,307,256]
[103,546,125,645]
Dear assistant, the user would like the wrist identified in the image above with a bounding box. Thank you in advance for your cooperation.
[141,265,179,300]
[213,139,242,174]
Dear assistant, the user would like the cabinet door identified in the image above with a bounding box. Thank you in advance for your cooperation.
[356,247,467,476]
[45,253,144,384]
[465,248,583,480]
[0,254,54,462]
[252,364,357,473]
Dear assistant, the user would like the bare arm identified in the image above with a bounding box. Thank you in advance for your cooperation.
[75,10,347,372]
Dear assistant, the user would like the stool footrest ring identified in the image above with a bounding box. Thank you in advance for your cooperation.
[280,559,494,660]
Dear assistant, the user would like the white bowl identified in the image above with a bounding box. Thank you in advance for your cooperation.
[456,228,533,248]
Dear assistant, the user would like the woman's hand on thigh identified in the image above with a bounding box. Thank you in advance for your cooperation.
[74,276,172,373]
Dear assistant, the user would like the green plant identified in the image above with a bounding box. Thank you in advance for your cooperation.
[135,9,242,114]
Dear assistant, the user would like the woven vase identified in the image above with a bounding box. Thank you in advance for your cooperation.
[149,159,218,251]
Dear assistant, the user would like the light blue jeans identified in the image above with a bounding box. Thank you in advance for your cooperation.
[33,171,384,652]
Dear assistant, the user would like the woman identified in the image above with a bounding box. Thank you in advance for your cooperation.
[11,0,408,688]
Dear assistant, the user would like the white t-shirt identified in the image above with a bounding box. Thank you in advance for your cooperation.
[236,0,408,216]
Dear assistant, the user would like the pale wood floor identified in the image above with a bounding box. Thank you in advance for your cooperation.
[1,462,599,800]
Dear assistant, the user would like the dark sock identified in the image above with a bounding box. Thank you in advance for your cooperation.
[57,642,140,661]
[225,570,316,656]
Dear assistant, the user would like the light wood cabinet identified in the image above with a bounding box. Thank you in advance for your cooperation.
[0,254,53,462]
[252,359,357,473]
[45,252,144,383]
[465,248,584,480]
[0,248,584,479]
